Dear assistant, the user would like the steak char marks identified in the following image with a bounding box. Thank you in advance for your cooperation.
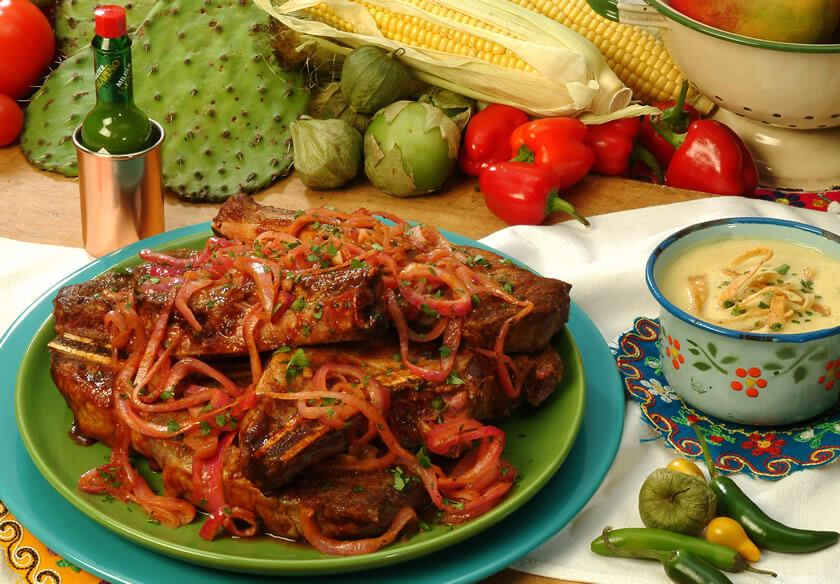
[239,337,564,492]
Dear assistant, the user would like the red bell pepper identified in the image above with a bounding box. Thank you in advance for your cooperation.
[509,117,594,190]
[478,161,589,226]
[662,120,758,196]
[639,80,700,169]
[458,104,530,176]
[584,117,663,182]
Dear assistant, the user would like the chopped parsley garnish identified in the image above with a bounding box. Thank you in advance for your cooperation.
[446,372,465,385]
[420,303,440,319]
[389,466,410,492]
[415,446,432,469]
[285,348,312,381]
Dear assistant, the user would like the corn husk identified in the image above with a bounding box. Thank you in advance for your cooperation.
[253,0,659,120]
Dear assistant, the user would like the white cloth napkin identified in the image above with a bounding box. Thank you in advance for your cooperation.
[0,238,93,333]
[0,238,91,584]
[479,197,840,584]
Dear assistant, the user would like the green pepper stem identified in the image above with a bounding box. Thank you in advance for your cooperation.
[650,118,687,151]
[659,80,691,132]
[510,144,534,164]
[546,188,590,227]
[629,143,663,184]
[743,563,778,577]
[690,422,719,479]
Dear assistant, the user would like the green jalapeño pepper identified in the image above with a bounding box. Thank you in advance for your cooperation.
[595,528,750,584]
[693,424,839,553]
[590,527,775,575]
[663,549,734,584]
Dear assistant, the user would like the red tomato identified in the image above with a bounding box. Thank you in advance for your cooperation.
[0,93,23,146]
[0,0,55,99]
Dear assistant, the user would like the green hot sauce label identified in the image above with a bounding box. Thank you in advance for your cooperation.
[93,50,133,103]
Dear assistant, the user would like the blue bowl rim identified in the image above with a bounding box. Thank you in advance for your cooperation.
[645,216,840,343]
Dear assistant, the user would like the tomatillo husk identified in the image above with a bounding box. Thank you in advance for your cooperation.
[638,467,717,535]
[309,82,372,134]
[341,45,411,114]
[291,117,362,189]
[417,87,476,131]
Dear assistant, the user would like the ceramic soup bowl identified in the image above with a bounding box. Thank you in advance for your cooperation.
[646,217,840,425]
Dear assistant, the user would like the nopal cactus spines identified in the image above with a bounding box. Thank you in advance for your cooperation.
[22,0,308,203]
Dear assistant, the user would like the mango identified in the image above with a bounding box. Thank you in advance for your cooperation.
[669,0,840,44]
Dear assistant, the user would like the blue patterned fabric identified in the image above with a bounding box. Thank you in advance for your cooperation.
[614,317,840,480]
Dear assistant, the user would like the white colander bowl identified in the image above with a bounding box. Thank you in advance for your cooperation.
[598,0,840,190]
[640,0,840,131]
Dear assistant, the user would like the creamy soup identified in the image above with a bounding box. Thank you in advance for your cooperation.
[658,237,840,334]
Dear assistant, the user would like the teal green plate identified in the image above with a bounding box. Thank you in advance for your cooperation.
[14,225,588,576]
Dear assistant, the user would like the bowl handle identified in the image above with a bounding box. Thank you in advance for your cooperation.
[587,0,668,27]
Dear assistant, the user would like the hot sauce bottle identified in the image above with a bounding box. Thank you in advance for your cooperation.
[80,5,152,154]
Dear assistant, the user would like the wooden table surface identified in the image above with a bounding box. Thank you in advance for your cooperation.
[0,143,710,584]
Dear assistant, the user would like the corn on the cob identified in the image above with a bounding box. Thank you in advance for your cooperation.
[512,0,683,104]
[296,0,684,104]
[257,0,666,118]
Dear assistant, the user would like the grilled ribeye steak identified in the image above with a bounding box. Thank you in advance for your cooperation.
[212,194,572,353]
[239,337,563,492]
[50,350,428,541]
[47,199,574,550]
[53,256,386,358]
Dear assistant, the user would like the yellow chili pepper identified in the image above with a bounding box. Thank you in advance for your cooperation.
[706,516,761,562]
[666,458,706,480]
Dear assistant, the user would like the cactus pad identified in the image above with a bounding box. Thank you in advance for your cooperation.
[22,0,309,202]
[54,0,156,56]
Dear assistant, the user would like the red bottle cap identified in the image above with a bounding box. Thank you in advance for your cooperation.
[94,5,127,38]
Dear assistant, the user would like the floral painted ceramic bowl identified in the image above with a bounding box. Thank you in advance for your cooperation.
[646,217,840,426]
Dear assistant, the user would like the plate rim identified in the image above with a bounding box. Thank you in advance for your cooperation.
[10,221,593,577]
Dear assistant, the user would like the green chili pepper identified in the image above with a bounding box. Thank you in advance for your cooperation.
[590,527,775,575]
[596,528,748,584]
[663,549,734,584]
[692,423,839,553]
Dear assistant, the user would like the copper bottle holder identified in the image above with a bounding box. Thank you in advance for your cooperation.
[73,120,166,257]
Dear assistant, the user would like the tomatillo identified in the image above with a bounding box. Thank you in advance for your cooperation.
[364,101,460,197]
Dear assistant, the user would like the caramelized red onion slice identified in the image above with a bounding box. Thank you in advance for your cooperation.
[398,263,473,317]
[174,279,214,332]
[197,431,258,540]
[79,422,195,529]
[384,289,461,383]
[299,505,417,556]
[264,390,414,462]
[159,357,243,398]
[133,288,176,394]
[241,304,265,385]
[234,255,283,317]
